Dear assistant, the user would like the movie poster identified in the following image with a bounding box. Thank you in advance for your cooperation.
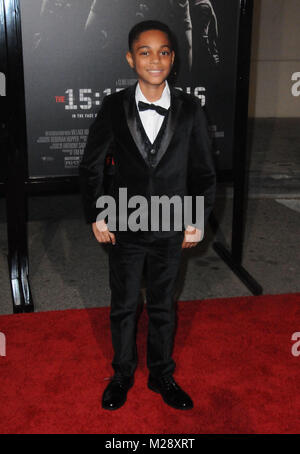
[19,0,240,178]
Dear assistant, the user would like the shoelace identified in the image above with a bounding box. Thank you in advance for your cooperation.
[160,375,179,391]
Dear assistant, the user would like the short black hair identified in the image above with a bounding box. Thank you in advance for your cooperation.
[128,20,175,52]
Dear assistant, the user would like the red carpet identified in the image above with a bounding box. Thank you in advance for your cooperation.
[0,293,299,434]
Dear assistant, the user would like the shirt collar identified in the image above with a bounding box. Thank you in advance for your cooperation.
[135,81,170,109]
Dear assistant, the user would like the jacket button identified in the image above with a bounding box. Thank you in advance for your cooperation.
[150,148,156,155]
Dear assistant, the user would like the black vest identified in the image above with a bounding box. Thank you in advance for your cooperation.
[134,102,170,168]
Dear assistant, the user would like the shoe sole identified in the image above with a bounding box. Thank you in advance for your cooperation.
[147,382,193,410]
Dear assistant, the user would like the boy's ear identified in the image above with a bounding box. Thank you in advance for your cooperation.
[126,51,134,69]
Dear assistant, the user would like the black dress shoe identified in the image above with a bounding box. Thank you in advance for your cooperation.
[148,375,193,410]
[102,373,134,410]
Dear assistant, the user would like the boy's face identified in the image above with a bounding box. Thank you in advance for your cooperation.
[126,29,175,88]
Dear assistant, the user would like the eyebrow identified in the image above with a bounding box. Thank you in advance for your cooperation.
[136,45,171,50]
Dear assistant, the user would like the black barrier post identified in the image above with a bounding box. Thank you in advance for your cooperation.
[4,0,33,312]
[212,0,263,295]
[0,0,8,186]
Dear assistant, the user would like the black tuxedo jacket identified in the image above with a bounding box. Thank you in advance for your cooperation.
[79,83,216,238]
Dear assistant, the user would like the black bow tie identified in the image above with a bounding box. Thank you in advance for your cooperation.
[138,101,168,116]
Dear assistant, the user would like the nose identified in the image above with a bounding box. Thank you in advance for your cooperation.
[150,53,160,64]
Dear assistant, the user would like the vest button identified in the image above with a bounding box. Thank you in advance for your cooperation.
[150,148,156,155]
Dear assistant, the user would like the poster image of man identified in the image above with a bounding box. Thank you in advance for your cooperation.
[190,0,220,73]
[33,0,90,57]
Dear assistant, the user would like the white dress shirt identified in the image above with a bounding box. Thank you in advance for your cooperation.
[135,81,171,144]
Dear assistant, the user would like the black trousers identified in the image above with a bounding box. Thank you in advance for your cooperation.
[108,231,184,378]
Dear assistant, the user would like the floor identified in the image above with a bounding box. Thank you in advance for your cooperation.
[0,119,299,315]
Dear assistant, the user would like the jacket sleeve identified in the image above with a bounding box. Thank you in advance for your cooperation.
[79,96,114,224]
[187,100,216,229]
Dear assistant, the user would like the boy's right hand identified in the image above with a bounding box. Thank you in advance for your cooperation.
[92,220,116,245]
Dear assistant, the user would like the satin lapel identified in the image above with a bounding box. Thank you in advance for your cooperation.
[155,88,183,167]
[123,84,149,164]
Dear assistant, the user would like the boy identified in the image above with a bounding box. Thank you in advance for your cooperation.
[79,20,216,411]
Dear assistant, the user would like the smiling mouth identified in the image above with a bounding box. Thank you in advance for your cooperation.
[147,69,164,74]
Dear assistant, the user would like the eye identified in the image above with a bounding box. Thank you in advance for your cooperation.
[140,51,149,56]
[161,50,170,56]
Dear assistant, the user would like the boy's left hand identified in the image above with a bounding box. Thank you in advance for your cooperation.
[182,226,202,249]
